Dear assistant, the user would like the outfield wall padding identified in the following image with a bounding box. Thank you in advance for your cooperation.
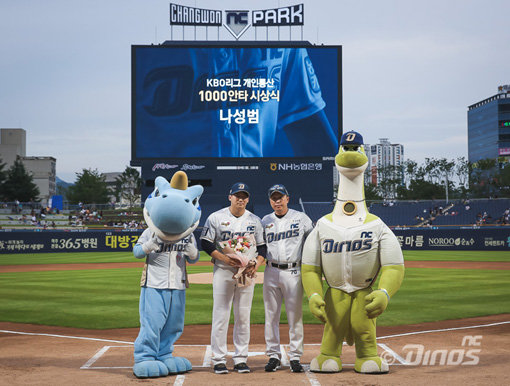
[0,228,508,253]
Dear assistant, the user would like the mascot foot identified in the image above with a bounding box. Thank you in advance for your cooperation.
[133,360,169,378]
[162,357,192,374]
[309,354,342,373]
[354,356,389,374]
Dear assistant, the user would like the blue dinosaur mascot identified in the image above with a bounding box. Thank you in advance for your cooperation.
[132,171,204,378]
[302,131,405,374]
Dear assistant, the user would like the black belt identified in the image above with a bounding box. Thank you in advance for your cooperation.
[269,261,299,269]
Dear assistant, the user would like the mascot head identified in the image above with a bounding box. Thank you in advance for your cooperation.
[335,130,368,177]
[143,171,204,242]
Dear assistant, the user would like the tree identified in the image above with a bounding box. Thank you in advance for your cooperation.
[469,158,499,198]
[1,158,40,202]
[0,158,7,199]
[455,157,469,188]
[67,169,110,204]
[115,166,142,208]
[376,164,403,199]
[364,183,381,201]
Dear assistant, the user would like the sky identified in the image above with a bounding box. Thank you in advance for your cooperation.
[1,0,509,183]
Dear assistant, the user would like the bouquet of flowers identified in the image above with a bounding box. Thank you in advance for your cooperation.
[219,234,257,286]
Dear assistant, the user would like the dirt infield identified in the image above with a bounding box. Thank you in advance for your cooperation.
[1,314,509,385]
[1,261,509,384]
[1,260,509,273]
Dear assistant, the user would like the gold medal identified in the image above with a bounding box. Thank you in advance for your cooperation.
[342,201,357,216]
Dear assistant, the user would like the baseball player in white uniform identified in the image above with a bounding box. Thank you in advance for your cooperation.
[200,182,266,374]
[261,184,313,373]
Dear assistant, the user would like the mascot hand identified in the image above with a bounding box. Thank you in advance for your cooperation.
[183,242,198,259]
[142,233,162,255]
[364,290,389,319]
[309,294,327,323]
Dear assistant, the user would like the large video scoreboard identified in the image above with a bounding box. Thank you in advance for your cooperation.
[131,41,342,204]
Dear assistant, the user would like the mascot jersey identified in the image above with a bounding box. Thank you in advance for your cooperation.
[136,229,198,290]
[135,47,325,157]
[302,216,404,293]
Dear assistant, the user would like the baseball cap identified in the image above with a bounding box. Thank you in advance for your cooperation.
[340,130,364,146]
[229,182,250,196]
[268,184,289,198]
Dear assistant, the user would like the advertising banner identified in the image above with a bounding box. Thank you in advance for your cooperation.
[1,228,507,254]
[392,227,510,250]
[0,230,143,254]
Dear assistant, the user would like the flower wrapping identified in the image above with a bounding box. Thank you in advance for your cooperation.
[219,234,257,286]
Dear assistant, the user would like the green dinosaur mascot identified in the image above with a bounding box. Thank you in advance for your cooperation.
[302,130,405,374]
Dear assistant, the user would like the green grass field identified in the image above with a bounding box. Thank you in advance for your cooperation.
[0,251,214,265]
[0,251,509,329]
[1,250,508,266]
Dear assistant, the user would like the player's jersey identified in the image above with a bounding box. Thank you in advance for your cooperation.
[136,228,197,290]
[200,207,264,268]
[262,209,313,265]
[136,47,326,157]
[302,216,404,293]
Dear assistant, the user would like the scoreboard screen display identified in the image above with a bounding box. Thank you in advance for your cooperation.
[132,43,342,161]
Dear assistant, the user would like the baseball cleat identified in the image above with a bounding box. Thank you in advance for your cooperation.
[265,358,281,372]
[290,360,304,373]
[233,362,251,373]
[213,363,228,374]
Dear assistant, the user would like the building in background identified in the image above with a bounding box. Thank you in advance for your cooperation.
[468,85,510,164]
[0,128,56,205]
[0,128,26,166]
[365,138,404,186]
[21,156,56,205]
[103,172,121,205]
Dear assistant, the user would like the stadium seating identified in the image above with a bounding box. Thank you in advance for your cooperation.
[1,198,508,230]
[301,199,510,227]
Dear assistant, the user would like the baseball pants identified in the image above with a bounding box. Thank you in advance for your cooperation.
[263,265,304,361]
[211,264,255,365]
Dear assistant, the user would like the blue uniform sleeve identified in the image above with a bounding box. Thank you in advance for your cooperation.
[277,48,326,129]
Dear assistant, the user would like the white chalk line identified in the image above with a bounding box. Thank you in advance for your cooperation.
[3,320,508,378]
[2,321,507,347]
[174,374,186,386]
[378,343,409,365]
[280,344,290,366]
[305,367,322,386]
[80,346,111,369]
[202,345,212,367]
[302,321,510,345]
[377,320,510,340]
[0,329,134,345]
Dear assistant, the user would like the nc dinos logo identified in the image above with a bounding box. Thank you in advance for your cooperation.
[322,231,373,253]
[266,223,299,243]
[224,10,250,39]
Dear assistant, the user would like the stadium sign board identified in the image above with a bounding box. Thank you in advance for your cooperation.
[169,2,304,39]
